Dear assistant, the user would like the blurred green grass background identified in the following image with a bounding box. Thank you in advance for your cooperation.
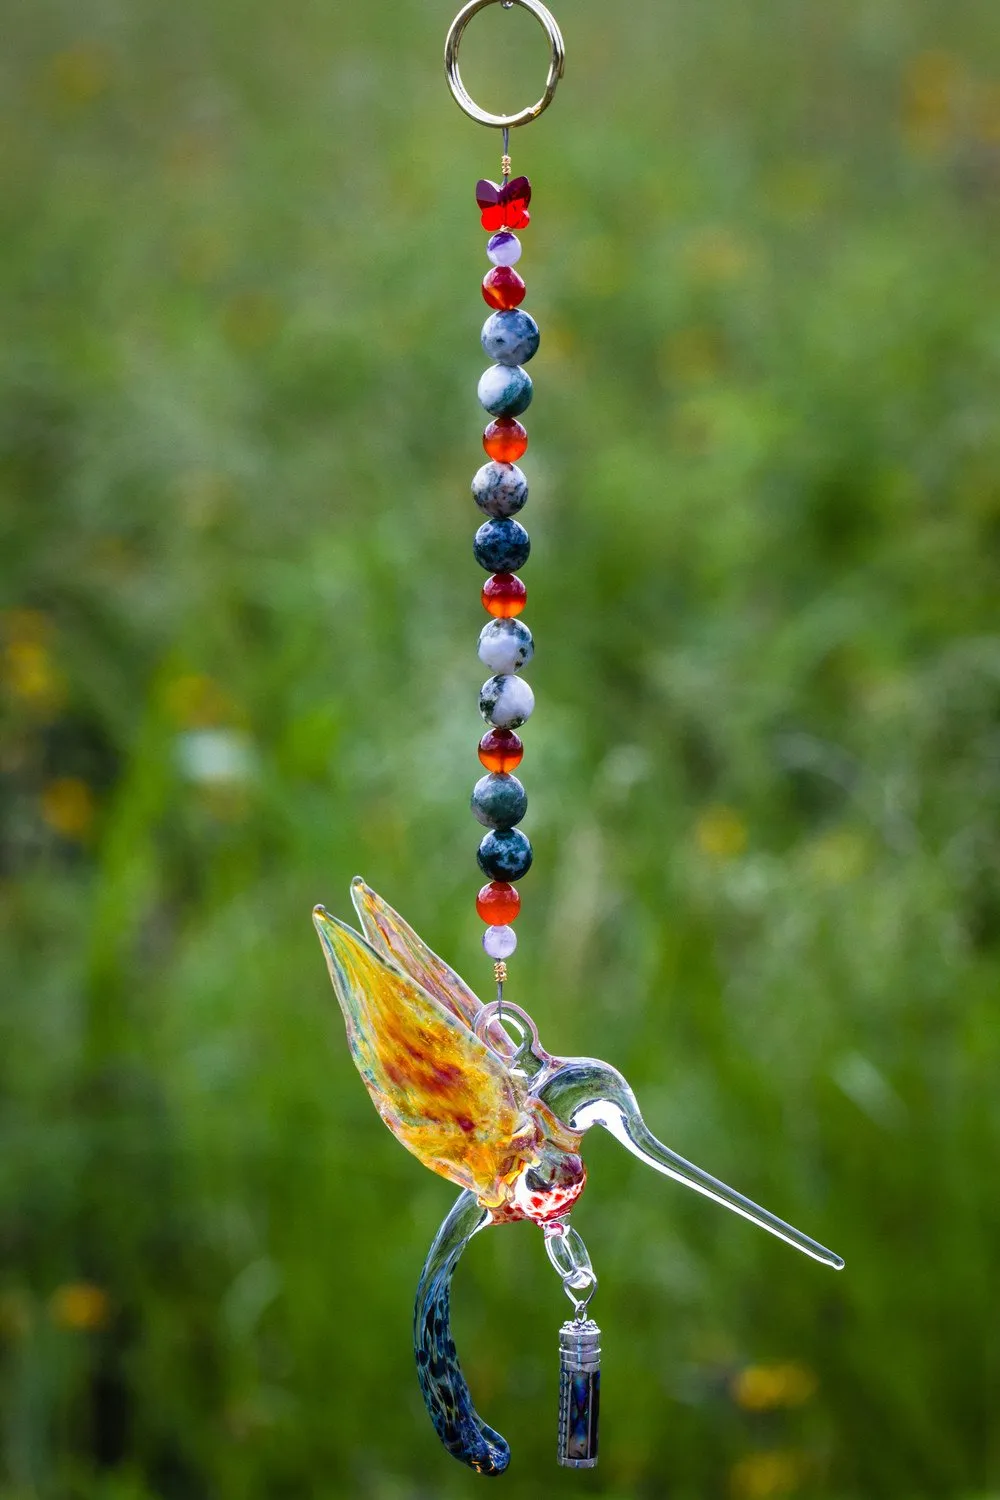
[2,0,1000,1495]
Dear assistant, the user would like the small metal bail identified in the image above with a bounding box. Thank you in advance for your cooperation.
[557,1316,601,1469]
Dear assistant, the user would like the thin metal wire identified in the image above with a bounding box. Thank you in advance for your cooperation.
[444,0,566,130]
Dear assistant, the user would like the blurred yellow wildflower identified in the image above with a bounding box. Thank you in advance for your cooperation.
[4,641,60,707]
[47,44,111,109]
[41,778,96,841]
[696,805,748,861]
[901,51,964,151]
[803,827,869,885]
[660,326,725,386]
[730,1450,805,1500]
[221,292,281,350]
[732,1362,818,1411]
[164,673,239,729]
[683,228,751,286]
[763,162,834,224]
[49,1282,110,1332]
[2,611,65,718]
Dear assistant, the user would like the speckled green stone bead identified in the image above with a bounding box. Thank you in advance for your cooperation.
[473,518,530,573]
[471,772,528,830]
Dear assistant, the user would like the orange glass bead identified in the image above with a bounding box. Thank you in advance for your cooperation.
[482,265,526,310]
[482,572,527,618]
[476,880,521,925]
[478,728,524,774]
[483,417,528,463]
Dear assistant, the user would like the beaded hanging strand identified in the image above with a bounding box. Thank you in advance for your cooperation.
[470,141,538,997]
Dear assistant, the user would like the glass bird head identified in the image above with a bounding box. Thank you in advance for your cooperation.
[313,879,843,1476]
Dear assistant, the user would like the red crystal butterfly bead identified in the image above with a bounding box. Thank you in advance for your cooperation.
[476,176,531,232]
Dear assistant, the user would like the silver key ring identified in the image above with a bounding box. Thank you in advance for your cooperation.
[444,0,566,131]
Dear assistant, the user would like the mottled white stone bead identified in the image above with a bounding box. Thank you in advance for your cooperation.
[472,461,528,518]
[486,231,522,267]
[479,674,535,730]
[477,363,533,418]
[481,310,540,367]
[478,618,533,675]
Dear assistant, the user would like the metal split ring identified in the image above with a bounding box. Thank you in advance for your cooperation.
[563,1270,598,1318]
[444,0,566,130]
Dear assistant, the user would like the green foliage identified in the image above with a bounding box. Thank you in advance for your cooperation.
[2,0,999,1495]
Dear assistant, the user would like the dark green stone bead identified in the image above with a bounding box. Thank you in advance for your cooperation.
[478,827,533,881]
[471,773,527,830]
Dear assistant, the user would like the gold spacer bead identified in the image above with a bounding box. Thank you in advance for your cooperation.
[493,960,508,984]
[501,154,512,178]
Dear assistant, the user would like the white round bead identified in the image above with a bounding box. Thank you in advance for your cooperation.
[471,460,528,518]
[479,674,535,729]
[478,618,533,675]
[483,925,518,959]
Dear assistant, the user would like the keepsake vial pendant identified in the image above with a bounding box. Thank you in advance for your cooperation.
[558,1318,601,1468]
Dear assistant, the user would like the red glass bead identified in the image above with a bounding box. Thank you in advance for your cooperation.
[483,417,528,463]
[481,572,527,618]
[476,881,521,925]
[482,266,526,311]
[478,728,524,774]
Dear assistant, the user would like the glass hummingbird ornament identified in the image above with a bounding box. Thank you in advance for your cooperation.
[313,880,843,1476]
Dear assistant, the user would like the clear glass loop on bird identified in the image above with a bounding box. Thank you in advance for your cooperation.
[445,0,566,129]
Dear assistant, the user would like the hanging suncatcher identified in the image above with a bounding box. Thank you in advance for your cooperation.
[312,0,844,1475]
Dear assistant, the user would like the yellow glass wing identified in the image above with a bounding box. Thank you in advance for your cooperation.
[349,877,516,1061]
[313,901,531,1208]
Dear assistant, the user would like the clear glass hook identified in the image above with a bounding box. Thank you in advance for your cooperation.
[544,1218,597,1307]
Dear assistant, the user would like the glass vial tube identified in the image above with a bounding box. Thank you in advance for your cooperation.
[557,1317,601,1468]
